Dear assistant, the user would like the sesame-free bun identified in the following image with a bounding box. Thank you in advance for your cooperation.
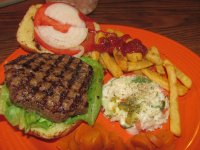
[16,4,51,53]
[16,4,100,54]
[28,122,79,140]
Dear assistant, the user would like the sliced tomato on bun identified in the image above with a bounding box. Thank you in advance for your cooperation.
[79,12,95,31]
[79,13,97,52]
[34,3,71,33]
[81,31,96,53]
[33,2,97,56]
[34,30,80,55]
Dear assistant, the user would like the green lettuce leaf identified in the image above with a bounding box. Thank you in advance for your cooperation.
[0,85,8,115]
[0,85,53,131]
[64,57,103,125]
[0,57,103,131]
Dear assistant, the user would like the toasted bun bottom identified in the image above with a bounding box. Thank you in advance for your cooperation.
[17,4,100,54]
[16,4,51,53]
[28,122,79,140]
[0,85,80,140]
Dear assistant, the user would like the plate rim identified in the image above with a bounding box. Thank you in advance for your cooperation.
[0,24,200,150]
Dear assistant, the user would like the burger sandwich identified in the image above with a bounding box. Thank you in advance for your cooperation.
[0,2,103,140]
[0,53,103,139]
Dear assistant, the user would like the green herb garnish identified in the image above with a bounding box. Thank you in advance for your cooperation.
[131,76,151,83]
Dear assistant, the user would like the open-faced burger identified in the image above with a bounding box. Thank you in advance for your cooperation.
[16,2,99,57]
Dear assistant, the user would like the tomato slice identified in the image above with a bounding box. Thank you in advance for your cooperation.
[79,12,95,31]
[81,31,96,52]
[34,3,70,33]
[34,3,81,55]
[34,2,96,55]
[79,12,96,52]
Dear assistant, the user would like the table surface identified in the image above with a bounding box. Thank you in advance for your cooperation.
[0,0,199,64]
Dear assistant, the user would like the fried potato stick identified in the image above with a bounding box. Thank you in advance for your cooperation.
[146,51,163,65]
[142,68,169,90]
[177,83,188,96]
[164,59,192,89]
[113,49,128,71]
[128,60,153,71]
[99,56,107,69]
[164,63,181,136]
[126,53,142,62]
[156,65,165,75]
[141,68,188,96]
[107,29,124,37]
[95,31,105,44]
[100,52,123,77]
[175,68,192,89]
[90,51,100,61]
[133,70,143,75]
[149,46,159,55]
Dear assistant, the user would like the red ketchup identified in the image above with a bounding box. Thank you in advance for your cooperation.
[96,31,147,56]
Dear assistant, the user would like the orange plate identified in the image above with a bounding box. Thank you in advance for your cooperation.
[0,24,200,150]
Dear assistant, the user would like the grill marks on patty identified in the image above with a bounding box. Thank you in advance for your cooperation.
[5,53,93,122]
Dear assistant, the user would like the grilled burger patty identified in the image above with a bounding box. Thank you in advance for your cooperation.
[5,53,93,122]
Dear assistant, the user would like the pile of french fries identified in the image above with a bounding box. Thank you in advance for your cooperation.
[87,30,192,137]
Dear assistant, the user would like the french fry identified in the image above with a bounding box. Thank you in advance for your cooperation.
[128,60,153,71]
[126,38,132,43]
[107,28,132,42]
[149,46,159,55]
[99,56,107,69]
[107,29,124,37]
[115,31,124,37]
[83,52,90,57]
[93,22,100,31]
[145,51,163,65]
[0,85,2,90]
[164,59,192,89]
[141,69,169,90]
[175,68,192,89]
[141,68,188,96]
[126,53,142,62]
[156,65,165,75]
[90,51,100,61]
[95,31,105,44]
[164,63,181,136]
[106,28,114,33]
[146,47,163,67]
[133,70,143,75]
[100,52,123,77]
[177,83,188,96]
[163,59,173,65]
[113,49,128,71]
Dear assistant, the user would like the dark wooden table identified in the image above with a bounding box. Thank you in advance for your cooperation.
[0,0,199,63]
